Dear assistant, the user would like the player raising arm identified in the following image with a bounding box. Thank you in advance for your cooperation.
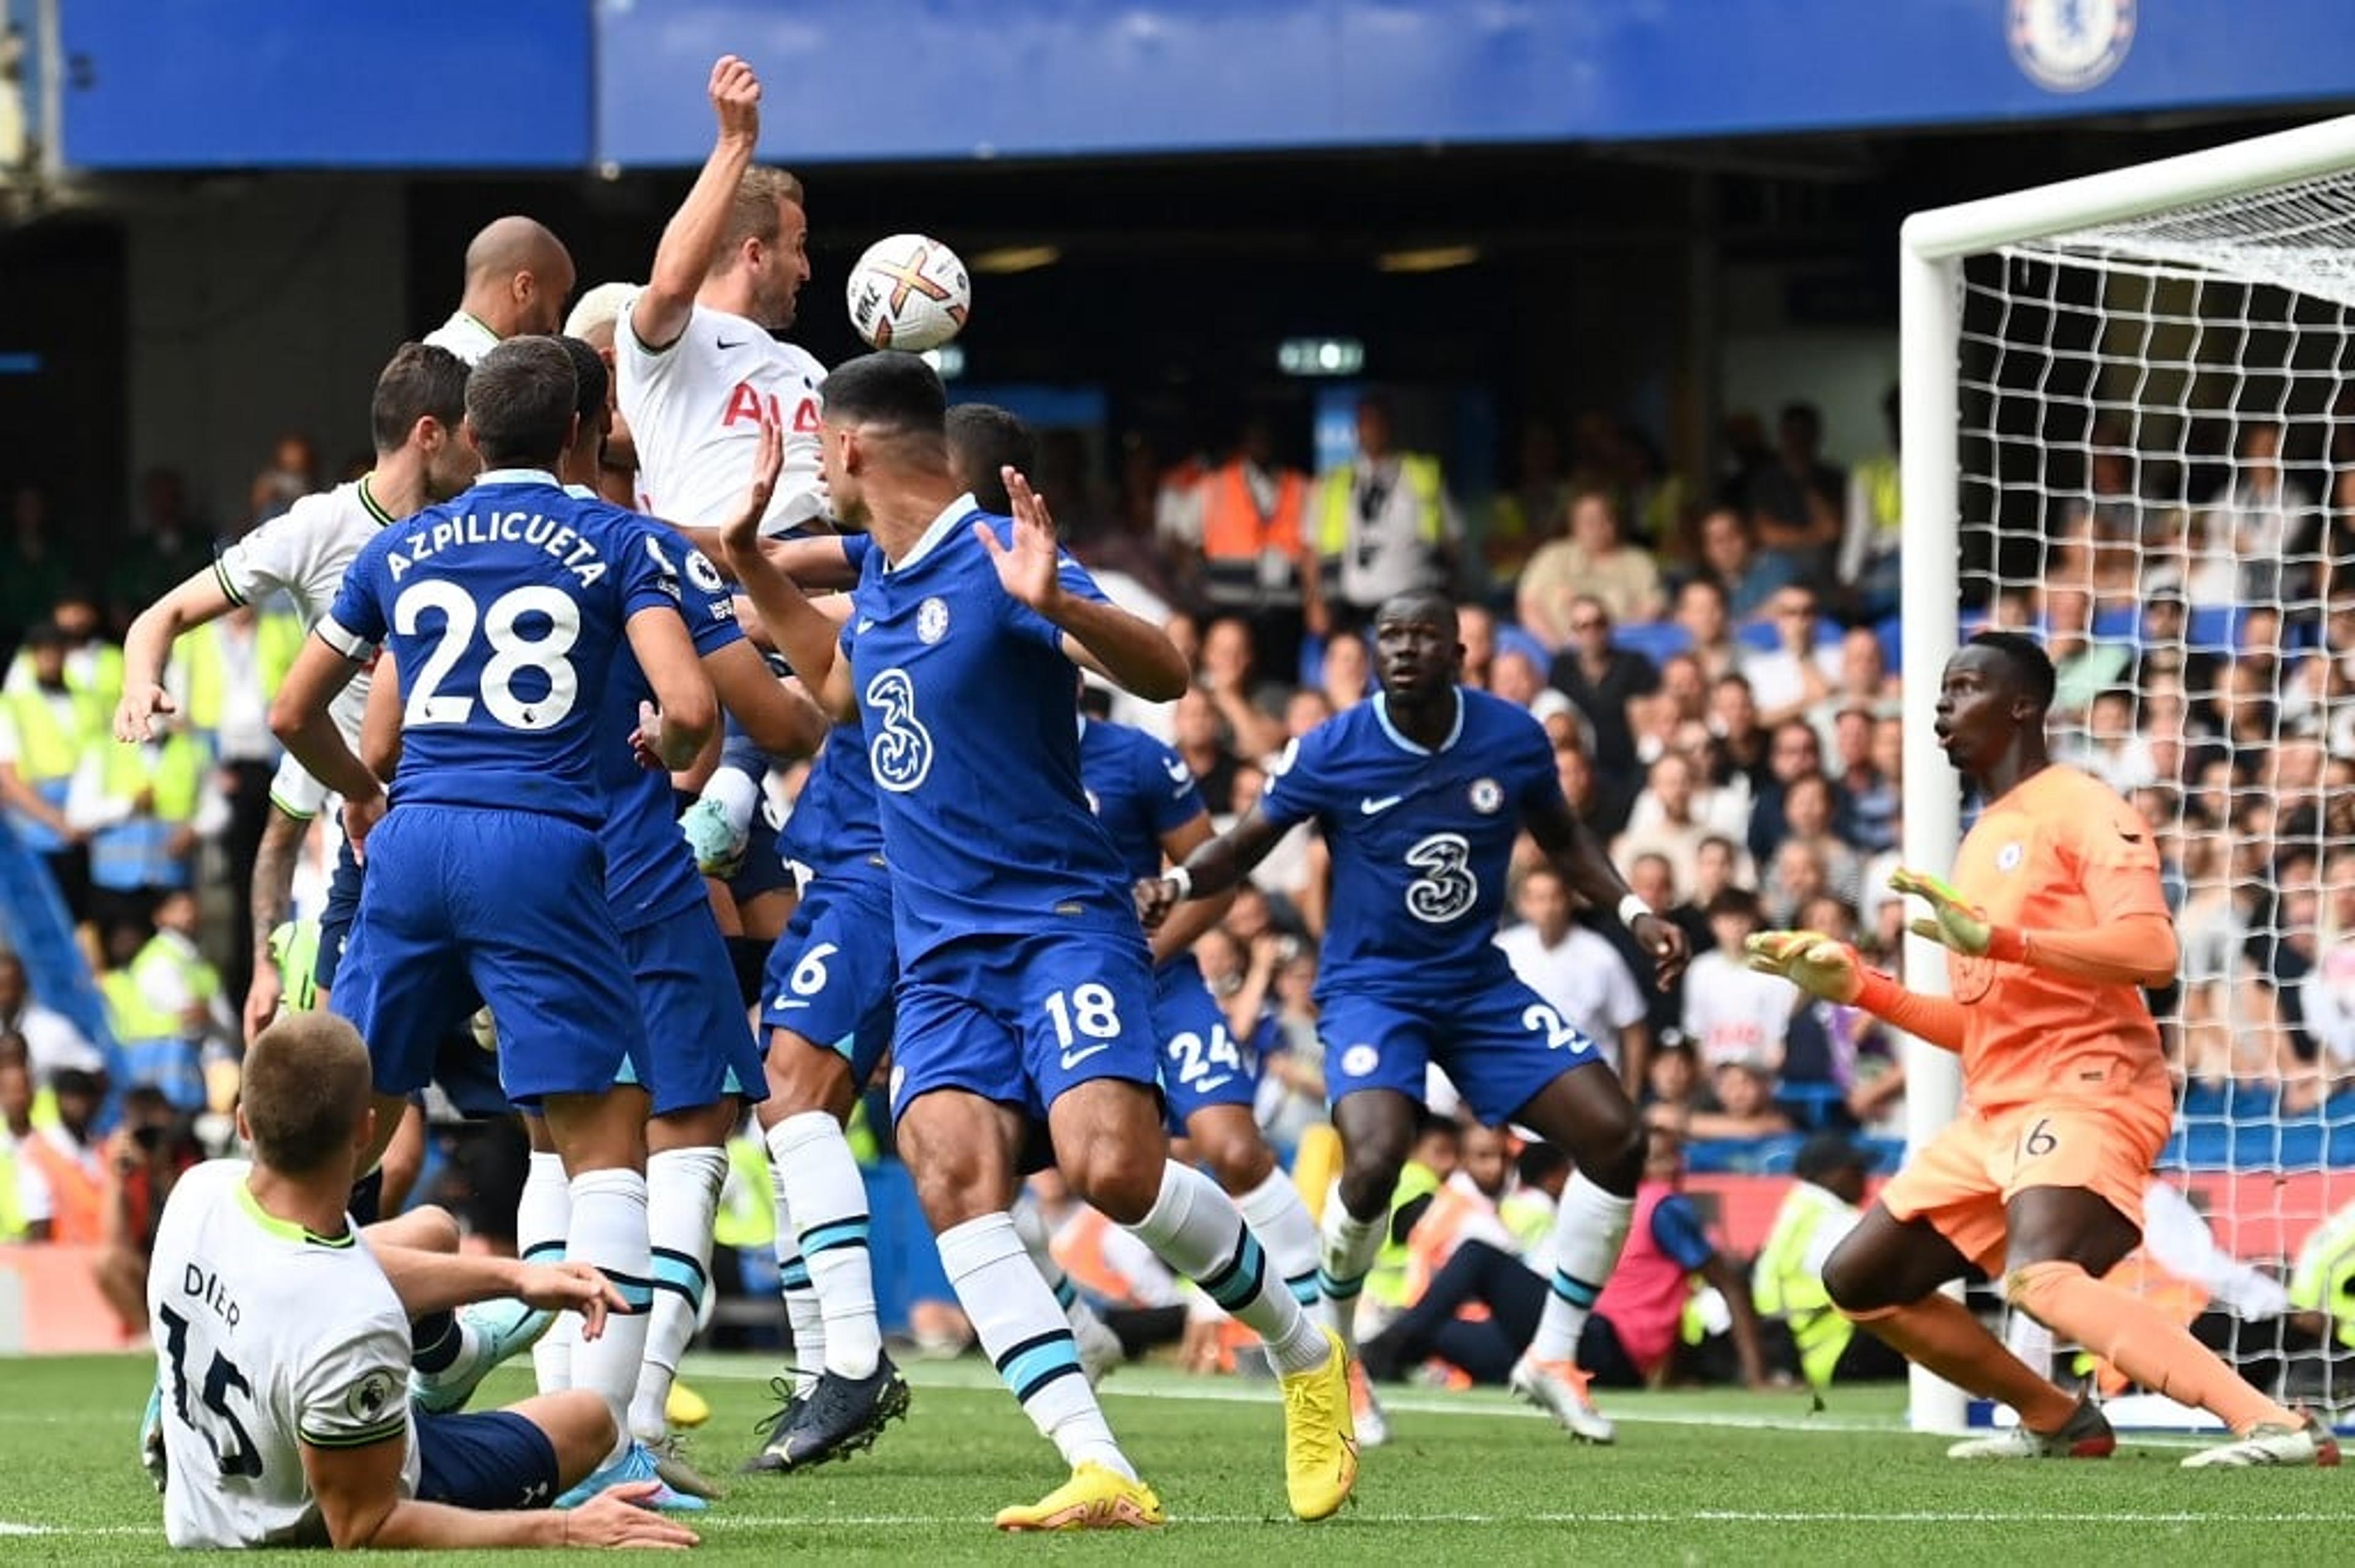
[620,53,826,553]
[270,338,718,1505]
[1139,590,1687,1447]
[111,345,481,1045]
[1747,631,2336,1468]
[732,354,1347,1531]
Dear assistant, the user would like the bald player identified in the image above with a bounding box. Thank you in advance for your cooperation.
[425,217,578,366]
[1747,630,2338,1469]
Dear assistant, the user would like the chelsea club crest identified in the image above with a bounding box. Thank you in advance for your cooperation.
[917,596,951,644]
[2010,0,2134,93]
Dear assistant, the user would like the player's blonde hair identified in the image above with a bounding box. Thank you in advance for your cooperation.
[714,166,806,270]
[563,280,640,344]
[241,1012,373,1179]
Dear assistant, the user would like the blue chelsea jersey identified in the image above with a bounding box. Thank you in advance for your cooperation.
[777,716,885,884]
[1079,714,1209,986]
[1078,714,1204,886]
[592,525,744,929]
[1258,686,1558,998]
[321,473,686,825]
[843,498,1138,965]
[777,533,885,885]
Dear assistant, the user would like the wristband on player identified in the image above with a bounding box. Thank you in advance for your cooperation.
[1617,893,1653,930]
[1165,866,1195,901]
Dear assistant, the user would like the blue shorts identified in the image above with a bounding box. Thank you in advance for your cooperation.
[332,806,649,1107]
[759,872,897,1085]
[316,831,507,1118]
[611,901,767,1114]
[1155,962,1258,1137]
[414,1409,561,1511]
[890,931,1162,1124]
[1317,973,1605,1127]
[314,831,366,993]
[727,811,796,904]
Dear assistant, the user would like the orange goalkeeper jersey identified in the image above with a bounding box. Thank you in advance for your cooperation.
[1946,762,2173,1114]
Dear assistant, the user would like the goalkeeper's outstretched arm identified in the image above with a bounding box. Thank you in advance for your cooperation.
[1747,930,1967,1053]
[1983,912,2178,990]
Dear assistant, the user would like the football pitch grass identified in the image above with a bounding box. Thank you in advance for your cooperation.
[1,1352,2339,1564]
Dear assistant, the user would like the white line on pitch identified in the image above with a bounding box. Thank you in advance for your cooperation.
[10,1510,2343,1539]
[688,1510,2351,1529]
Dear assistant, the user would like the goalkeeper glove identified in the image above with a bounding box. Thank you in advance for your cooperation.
[1743,929,1864,1004]
[1888,866,1996,957]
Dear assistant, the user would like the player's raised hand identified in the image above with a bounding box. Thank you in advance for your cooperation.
[708,53,761,145]
[561,1484,700,1549]
[1744,930,1863,1003]
[978,466,1064,612]
[1888,866,1993,957]
[1135,874,1181,931]
[113,681,175,743]
[1632,911,1691,989]
[722,416,785,568]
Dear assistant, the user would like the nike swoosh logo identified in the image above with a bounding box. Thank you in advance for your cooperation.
[1164,759,1190,782]
[856,619,875,633]
[771,999,810,1011]
[716,337,747,350]
[1060,1044,1112,1071]
[1360,795,1403,815]
[1192,1075,1235,1093]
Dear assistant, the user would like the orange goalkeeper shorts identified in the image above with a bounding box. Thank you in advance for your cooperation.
[1877,1093,2174,1273]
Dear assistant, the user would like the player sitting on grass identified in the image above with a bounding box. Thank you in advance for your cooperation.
[1747,630,2338,1469]
[145,1011,695,1550]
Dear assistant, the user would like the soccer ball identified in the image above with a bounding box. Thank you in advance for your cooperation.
[846,234,972,353]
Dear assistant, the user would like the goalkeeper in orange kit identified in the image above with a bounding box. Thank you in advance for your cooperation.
[1747,630,2337,1467]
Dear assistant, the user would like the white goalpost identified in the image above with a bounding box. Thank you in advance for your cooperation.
[1900,115,2355,1435]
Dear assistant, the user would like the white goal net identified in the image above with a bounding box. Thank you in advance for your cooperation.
[1902,120,2355,1432]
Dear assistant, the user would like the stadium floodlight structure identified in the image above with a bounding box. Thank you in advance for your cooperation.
[1901,115,2355,1436]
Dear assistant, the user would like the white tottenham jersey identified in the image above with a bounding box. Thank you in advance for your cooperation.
[215,478,398,819]
[421,310,501,366]
[616,297,828,536]
[150,1160,417,1549]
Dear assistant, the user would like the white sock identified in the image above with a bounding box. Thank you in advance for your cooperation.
[937,1212,1133,1480]
[567,1167,653,1465]
[1526,1171,1635,1365]
[1126,1161,1328,1376]
[1317,1191,1385,1355]
[767,1112,881,1380]
[768,1154,824,1396]
[1235,1167,1323,1312]
[516,1150,574,1392]
[627,1146,728,1440]
[1013,1198,1112,1341]
[702,768,760,836]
